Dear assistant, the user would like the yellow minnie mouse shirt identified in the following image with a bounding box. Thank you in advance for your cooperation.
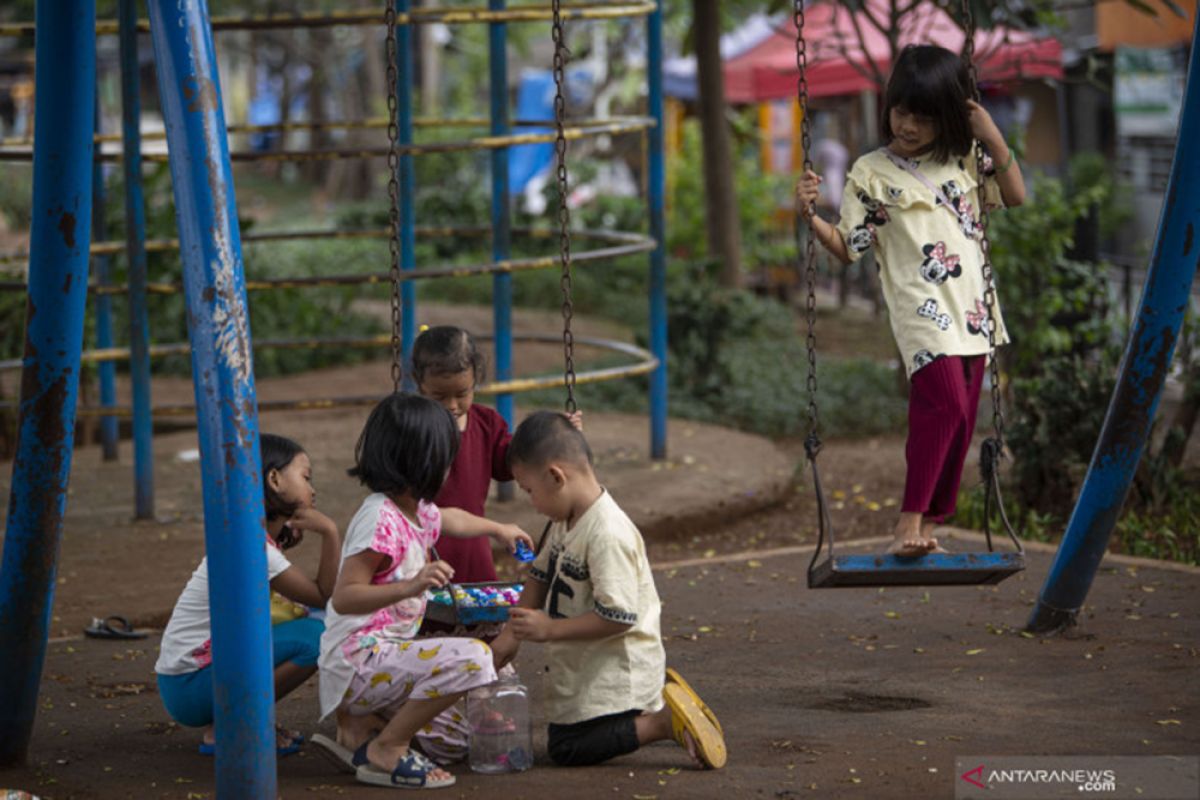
[836,145,1010,377]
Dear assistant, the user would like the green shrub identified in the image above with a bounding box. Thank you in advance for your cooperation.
[667,117,793,272]
[1115,491,1200,565]
[988,172,1112,376]
[949,483,1057,543]
[660,263,905,438]
[0,164,33,231]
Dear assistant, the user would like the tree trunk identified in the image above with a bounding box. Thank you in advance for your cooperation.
[325,30,377,201]
[692,0,742,287]
[419,23,442,117]
[304,28,333,185]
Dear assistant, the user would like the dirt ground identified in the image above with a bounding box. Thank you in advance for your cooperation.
[1,336,1198,799]
[0,530,1197,800]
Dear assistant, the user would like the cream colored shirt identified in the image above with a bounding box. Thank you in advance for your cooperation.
[527,490,665,725]
[836,146,1010,376]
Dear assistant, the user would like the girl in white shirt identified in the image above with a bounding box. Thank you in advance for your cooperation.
[155,433,353,756]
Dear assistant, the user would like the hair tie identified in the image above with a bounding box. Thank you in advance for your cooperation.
[996,151,1016,175]
[419,324,430,332]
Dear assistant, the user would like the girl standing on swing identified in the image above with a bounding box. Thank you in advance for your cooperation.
[796,44,1026,557]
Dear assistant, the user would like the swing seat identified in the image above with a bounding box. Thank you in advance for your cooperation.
[808,551,1025,589]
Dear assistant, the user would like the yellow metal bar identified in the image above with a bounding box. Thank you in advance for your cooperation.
[0,117,655,163]
[0,2,656,37]
[0,233,655,297]
[0,224,650,265]
[1,115,642,148]
[48,335,658,417]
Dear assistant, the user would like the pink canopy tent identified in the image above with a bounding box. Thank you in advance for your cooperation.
[721,1,1064,104]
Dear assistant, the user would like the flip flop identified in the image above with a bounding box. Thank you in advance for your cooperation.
[83,615,147,640]
[355,748,456,789]
[663,682,727,770]
[311,734,372,774]
[665,668,723,736]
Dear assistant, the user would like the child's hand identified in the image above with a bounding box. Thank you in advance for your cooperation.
[564,410,583,431]
[414,560,455,591]
[492,523,535,556]
[795,169,823,221]
[490,629,520,668]
[508,608,554,642]
[278,507,337,549]
[967,100,1003,148]
[288,507,337,536]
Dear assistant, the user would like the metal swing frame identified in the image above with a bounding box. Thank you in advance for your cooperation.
[382,0,581,399]
[794,0,1025,589]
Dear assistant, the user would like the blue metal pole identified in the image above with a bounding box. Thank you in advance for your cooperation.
[145,1,277,794]
[490,0,515,500]
[397,0,417,389]
[119,0,156,520]
[1026,16,1200,633]
[647,0,668,459]
[92,98,120,462]
[0,0,96,766]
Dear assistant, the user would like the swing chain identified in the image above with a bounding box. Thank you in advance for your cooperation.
[959,0,1006,453]
[551,0,577,414]
[384,3,403,393]
[794,0,819,437]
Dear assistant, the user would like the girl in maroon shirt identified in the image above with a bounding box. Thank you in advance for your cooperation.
[413,326,581,583]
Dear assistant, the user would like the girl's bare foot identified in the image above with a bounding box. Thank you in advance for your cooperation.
[920,521,948,554]
[887,512,936,557]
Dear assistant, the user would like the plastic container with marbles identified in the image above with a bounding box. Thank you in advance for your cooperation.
[425,582,524,626]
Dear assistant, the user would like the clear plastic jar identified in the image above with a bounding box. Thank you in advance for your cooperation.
[467,672,533,774]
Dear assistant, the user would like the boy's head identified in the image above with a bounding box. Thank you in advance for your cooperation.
[509,411,595,521]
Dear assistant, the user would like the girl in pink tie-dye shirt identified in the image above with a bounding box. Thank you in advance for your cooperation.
[317,393,533,790]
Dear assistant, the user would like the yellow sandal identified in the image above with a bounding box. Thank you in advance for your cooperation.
[666,668,723,736]
[663,683,727,769]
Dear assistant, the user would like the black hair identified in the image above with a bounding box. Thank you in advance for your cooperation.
[260,433,305,521]
[881,45,973,164]
[508,410,594,470]
[347,393,460,501]
[411,326,487,386]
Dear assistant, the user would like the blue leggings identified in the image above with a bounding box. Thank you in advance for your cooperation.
[157,617,323,728]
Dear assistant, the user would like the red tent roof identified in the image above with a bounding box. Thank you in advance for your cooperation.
[722,1,1064,104]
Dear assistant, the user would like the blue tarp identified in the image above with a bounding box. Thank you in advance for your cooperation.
[509,70,556,195]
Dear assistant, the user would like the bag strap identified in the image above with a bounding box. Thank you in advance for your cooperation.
[880,147,979,238]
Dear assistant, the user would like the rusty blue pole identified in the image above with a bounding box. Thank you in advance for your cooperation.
[145,0,277,794]
[119,0,156,519]
[1027,16,1200,633]
[92,97,119,461]
[647,0,668,459]
[489,0,515,501]
[0,0,97,766]
[397,0,417,390]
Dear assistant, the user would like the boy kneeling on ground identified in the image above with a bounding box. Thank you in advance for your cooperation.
[490,411,727,768]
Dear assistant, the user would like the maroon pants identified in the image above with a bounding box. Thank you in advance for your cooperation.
[902,354,985,522]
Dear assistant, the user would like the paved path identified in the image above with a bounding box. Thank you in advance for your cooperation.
[2,533,1196,799]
